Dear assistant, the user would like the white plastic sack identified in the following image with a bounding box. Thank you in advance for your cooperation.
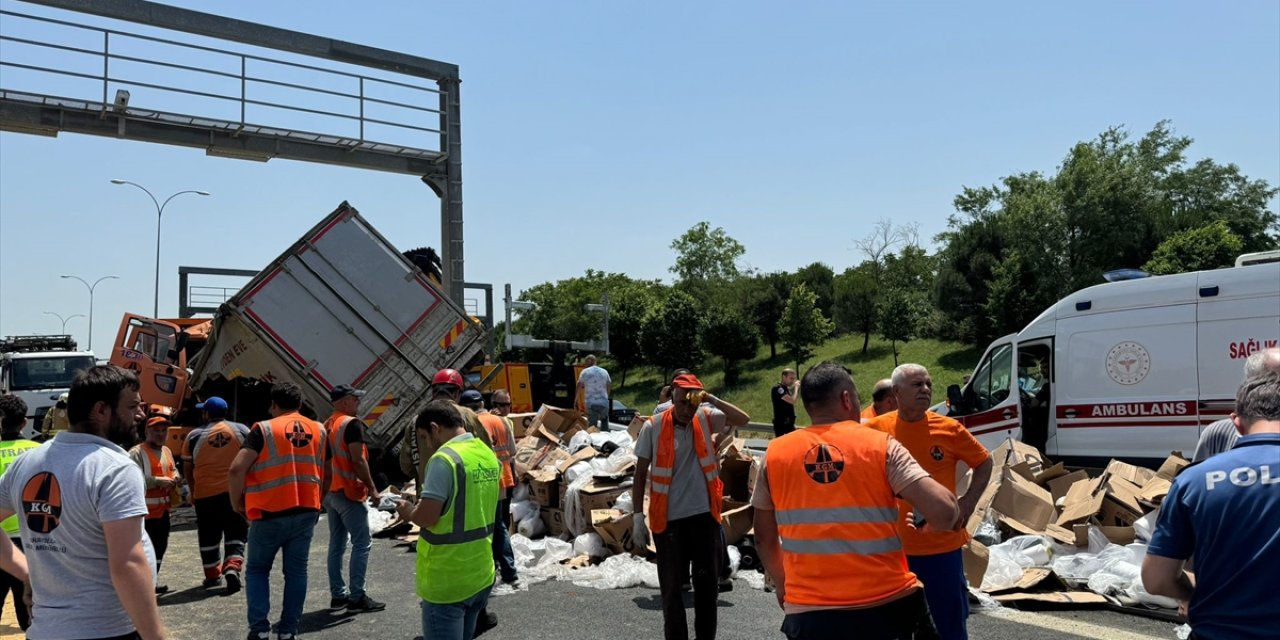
[569,553,661,590]
[999,535,1053,567]
[366,508,393,534]
[375,494,401,511]
[614,492,634,514]
[561,471,596,537]
[726,545,741,579]
[511,500,539,525]
[512,483,530,503]
[563,461,593,484]
[517,513,546,538]
[568,430,592,453]
[1134,508,1159,542]
[589,430,634,452]
[573,532,608,558]
[973,510,1002,546]
[1175,623,1192,640]
[980,544,1026,592]
[594,446,638,477]
[738,571,766,590]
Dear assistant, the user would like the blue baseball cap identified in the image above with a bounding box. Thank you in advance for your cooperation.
[195,396,228,412]
[460,389,483,405]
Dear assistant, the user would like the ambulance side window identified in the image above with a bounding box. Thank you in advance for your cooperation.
[971,344,1013,411]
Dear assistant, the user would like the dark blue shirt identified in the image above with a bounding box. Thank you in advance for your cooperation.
[1147,433,1280,640]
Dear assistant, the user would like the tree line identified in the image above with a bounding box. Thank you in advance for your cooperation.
[503,121,1278,384]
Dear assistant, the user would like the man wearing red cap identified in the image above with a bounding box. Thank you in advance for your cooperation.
[129,414,181,594]
[632,373,749,640]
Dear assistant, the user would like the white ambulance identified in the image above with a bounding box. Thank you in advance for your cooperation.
[939,256,1280,467]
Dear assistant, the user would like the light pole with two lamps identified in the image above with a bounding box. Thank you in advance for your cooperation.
[43,311,85,335]
[60,275,118,351]
[110,180,210,317]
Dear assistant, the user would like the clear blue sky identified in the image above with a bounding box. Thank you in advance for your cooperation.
[2,0,1277,351]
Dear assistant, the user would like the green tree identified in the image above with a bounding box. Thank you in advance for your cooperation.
[795,262,835,320]
[833,263,879,355]
[1143,220,1244,275]
[640,289,704,377]
[744,272,793,358]
[780,283,834,370]
[514,270,663,342]
[607,290,662,386]
[878,289,928,365]
[669,222,747,297]
[699,309,760,386]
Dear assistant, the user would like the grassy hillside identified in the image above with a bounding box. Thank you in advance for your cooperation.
[610,334,983,423]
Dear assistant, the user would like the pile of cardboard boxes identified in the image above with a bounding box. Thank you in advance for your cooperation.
[510,405,761,560]
[963,438,1189,612]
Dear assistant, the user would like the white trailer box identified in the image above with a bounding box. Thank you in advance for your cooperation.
[190,202,486,447]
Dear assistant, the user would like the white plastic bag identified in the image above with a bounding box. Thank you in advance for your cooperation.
[573,532,608,558]
[973,510,1002,546]
[726,545,741,579]
[563,461,593,484]
[568,430,592,453]
[980,544,1025,592]
[366,508,393,534]
[511,500,539,525]
[512,483,530,503]
[614,492,634,514]
[1000,535,1052,567]
[1133,508,1159,542]
[570,553,660,589]
[589,430,634,452]
[517,513,546,538]
[561,471,595,537]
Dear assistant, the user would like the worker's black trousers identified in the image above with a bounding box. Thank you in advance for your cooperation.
[779,589,939,640]
[654,513,722,640]
[195,492,249,579]
[0,538,29,630]
[144,510,171,574]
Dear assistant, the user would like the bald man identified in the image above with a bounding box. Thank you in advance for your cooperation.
[860,379,897,422]
[1194,348,1280,462]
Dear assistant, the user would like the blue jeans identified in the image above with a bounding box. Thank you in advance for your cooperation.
[246,511,318,636]
[586,403,610,430]
[421,586,492,640]
[908,550,969,640]
[324,492,372,599]
[492,498,517,583]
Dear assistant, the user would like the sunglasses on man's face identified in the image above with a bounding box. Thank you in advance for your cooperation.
[493,402,512,408]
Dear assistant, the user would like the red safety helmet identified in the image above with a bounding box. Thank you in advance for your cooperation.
[432,368,464,388]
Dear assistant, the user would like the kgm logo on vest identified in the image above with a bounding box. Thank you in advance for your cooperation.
[804,444,845,484]
[1205,463,1279,491]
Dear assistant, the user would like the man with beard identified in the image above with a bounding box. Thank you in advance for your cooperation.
[0,366,166,639]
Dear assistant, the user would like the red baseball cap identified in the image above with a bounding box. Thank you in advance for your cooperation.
[672,373,703,390]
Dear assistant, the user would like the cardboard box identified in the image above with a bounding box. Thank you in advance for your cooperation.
[1097,493,1142,528]
[593,509,646,556]
[529,405,586,440]
[578,479,629,515]
[513,434,569,480]
[962,541,989,589]
[528,467,560,508]
[1033,462,1070,487]
[1104,459,1156,487]
[721,500,754,545]
[1055,476,1106,527]
[720,457,757,502]
[627,416,647,441]
[986,567,1109,606]
[965,471,1004,535]
[1104,476,1145,515]
[991,438,1045,469]
[508,412,538,439]
[1047,470,1088,504]
[556,446,599,475]
[541,508,566,537]
[1137,452,1190,505]
[992,468,1056,531]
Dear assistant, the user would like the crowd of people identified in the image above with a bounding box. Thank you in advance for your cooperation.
[0,346,1275,640]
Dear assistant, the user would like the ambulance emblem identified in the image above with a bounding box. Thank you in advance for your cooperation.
[1106,341,1151,385]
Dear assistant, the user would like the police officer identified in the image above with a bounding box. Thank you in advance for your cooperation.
[1143,348,1280,640]
[752,362,960,640]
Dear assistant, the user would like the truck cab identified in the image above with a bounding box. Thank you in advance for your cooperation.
[108,314,190,411]
[0,335,96,438]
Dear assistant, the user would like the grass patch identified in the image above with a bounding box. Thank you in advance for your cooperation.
[610,334,983,423]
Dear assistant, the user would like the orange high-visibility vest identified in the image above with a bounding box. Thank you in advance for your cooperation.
[648,407,722,534]
[245,412,325,522]
[141,445,178,519]
[188,420,245,500]
[764,422,917,607]
[325,414,368,502]
[477,412,516,490]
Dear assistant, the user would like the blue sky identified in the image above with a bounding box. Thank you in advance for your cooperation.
[2,0,1277,352]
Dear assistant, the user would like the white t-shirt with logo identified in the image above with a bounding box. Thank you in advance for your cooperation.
[0,431,156,639]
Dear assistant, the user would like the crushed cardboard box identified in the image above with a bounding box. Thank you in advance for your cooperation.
[514,433,570,481]
[528,467,560,508]
[541,508,567,537]
[508,412,538,439]
[721,499,754,545]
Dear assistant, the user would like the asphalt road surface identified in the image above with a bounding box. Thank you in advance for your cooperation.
[1,509,1182,639]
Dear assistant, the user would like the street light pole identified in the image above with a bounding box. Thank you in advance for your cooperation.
[110,180,210,317]
[60,275,118,351]
[43,311,86,335]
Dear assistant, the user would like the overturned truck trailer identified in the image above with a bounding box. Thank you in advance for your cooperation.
[190,202,486,448]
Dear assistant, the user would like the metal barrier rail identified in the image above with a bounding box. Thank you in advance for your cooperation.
[0,6,442,154]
